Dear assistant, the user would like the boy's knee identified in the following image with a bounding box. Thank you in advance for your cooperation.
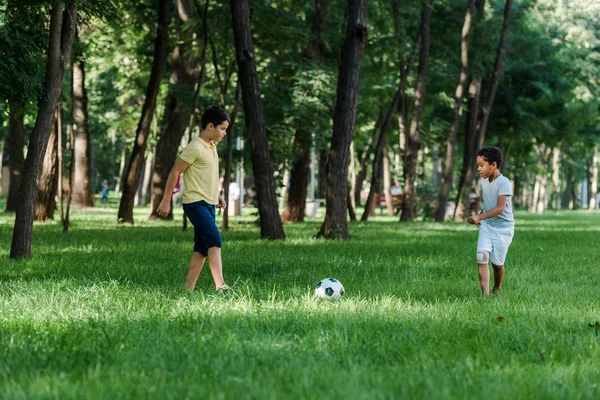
[492,264,504,271]
[476,250,490,264]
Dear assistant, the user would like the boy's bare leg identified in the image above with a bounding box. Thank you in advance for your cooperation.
[478,263,490,295]
[185,251,206,291]
[207,246,225,289]
[492,264,504,293]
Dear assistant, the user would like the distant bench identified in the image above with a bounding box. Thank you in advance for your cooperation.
[374,193,404,215]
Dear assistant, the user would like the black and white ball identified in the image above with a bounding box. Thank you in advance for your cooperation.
[314,278,345,299]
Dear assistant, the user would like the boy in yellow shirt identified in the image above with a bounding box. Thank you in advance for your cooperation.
[157,106,232,293]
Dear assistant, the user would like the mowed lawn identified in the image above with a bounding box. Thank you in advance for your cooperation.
[1,205,599,399]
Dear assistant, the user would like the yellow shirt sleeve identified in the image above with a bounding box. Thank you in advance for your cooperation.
[179,141,200,165]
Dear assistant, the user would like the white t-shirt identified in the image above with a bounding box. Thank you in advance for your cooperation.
[479,174,514,229]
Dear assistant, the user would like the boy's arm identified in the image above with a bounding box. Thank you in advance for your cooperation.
[157,158,190,216]
[468,195,509,225]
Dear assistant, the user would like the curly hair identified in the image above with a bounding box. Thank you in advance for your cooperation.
[201,106,231,129]
[477,146,503,169]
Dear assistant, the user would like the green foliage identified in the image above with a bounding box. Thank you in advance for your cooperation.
[1,208,600,397]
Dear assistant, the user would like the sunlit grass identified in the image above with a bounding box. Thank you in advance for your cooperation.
[1,206,599,399]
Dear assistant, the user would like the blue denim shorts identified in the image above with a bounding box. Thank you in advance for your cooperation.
[183,200,222,256]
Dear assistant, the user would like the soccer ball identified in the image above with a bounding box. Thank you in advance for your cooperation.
[314,278,345,299]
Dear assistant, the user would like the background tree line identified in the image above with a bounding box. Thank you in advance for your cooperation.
[1,0,598,257]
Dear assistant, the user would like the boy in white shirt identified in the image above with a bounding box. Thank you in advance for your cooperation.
[467,146,514,296]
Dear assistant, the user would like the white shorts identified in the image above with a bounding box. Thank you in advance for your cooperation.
[477,223,514,266]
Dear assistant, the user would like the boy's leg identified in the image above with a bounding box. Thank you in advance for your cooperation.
[207,246,225,289]
[492,264,504,293]
[185,251,206,291]
[478,263,490,295]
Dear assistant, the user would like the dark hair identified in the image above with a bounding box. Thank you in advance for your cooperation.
[201,106,231,129]
[477,146,503,169]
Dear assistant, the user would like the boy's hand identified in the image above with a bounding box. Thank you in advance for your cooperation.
[217,195,227,209]
[157,198,171,217]
[467,215,481,226]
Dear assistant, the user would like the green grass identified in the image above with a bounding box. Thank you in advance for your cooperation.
[1,205,599,399]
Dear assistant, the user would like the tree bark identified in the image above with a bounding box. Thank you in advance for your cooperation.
[354,104,384,207]
[316,0,368,239]
[590,147,598,209]
[231,0,285,240]
[434,0,475,222]
[281,131,311,223]
[551,147,560,210]
[362,89,401,221]
[4,102,25,212]
[10,3,77,259]
[71,57,94,207]
[35,108,60,222]
[117,0,169,224]
[400,0,434,222]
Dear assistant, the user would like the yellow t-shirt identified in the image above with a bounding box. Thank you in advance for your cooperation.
[179,137,219,205]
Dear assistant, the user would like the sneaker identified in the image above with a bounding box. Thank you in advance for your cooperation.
[492,287,502,295]
[216,284,233,295]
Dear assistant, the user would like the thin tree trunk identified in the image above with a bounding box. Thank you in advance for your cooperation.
[4,102,25,212]
[590,147,598,209]
[63,109,75,232]
[383,138,394,216]
[362,89,401,221]
[552,147,560,210]
[354,104,384,207]
[400,0,434,222]
[115,141,126,195]
[317,149,327,199]
[348,140,357,213]
[231,0,285,239]
[117,0,169,224]
[58,105,64,221]
[435,0,475,222]
[317,0,368,239]
[222,83,241,231]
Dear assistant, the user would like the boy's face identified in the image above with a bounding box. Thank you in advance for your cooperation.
[476,156,496,179]
[208,121,229,143]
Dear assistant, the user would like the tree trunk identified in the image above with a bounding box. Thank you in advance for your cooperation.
[222,83,241,231]
[231,0,285,239]
[400,0,434,222]
[590,147,598,209]
[362,89,401,221]
[434,0,475,222]
[63,109,76,232]
[354,104,384,207]
[11,2,77,259]
[35,109,60,222]
[281,131,311,223]
[383,138,394,216]
[317,0,368,239]
[117,0,169,224]
[4,103,25,212]
[71,57,94,207]
[551,147,560,210]
[455,0,513,220]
